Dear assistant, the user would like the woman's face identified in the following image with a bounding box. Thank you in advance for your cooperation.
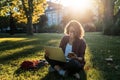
[68,26,76,39]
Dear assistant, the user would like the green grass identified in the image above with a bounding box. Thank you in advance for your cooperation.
[0,32,120,80]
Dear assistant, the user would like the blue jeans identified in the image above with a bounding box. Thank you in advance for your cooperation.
[45,56,84,75]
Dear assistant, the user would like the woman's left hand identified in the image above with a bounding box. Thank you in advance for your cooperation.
[76,57,82,61]
[68,52,77,59]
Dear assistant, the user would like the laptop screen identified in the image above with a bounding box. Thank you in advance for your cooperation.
[44,46,66,62]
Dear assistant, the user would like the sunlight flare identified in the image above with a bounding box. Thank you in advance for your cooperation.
[61,0,92,8]
[61,0,93,11]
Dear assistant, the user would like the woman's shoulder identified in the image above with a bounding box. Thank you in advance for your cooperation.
[80,38,86,41]
[78,38,86,43]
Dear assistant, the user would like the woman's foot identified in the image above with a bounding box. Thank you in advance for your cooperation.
[49,66,55,72]
[73,73,80,80]
[58,69,66,76]
[54,65,67,77]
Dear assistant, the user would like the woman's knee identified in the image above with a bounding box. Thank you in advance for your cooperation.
[69,59,82,69]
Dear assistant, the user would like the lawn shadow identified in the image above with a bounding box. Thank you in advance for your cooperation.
[0,39,41,52]
[0,37,58,64]
[0,36,60,52]
[41,69,87,80]
[0,33,32,38]
[0,45,43,64]
[14,67,26,76]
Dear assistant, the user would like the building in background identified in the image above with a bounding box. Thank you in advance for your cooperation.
[45,1,63,26]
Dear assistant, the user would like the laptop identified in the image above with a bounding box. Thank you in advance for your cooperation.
[44,46,66,62]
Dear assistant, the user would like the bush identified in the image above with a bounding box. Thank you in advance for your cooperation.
[38,25,63,33]
[111,25,120,35]
[94,21,103,32]
[103,21,120,36]
[83,23,96,32]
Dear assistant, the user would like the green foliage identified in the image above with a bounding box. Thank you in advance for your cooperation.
[38,25,63,33]
[0,16,9,28]
[93,0,120,35]
[94,20,103,32]
[0,0,47,24]
[0,0,47,35]
[37,15,48,28]
[114,0,120,15]
[13,0,47,24]
[83,23,96,32]
[0,0,10,16]
[103,18,120,36]
[111,25,120,35]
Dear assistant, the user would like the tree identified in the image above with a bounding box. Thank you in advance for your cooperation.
[99,0,120,35]
[0,0,47,35]
[0,0,16,34]
[0,16,9,32]
[9,12,16,35]
[33,14,48,33]
[38,14,48,28]
[102,0,114,35]
[0,0,9,16]
[16,0,47,35]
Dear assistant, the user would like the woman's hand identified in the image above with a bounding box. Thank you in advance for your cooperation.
[67,52,77,59]
[76,57,83,61]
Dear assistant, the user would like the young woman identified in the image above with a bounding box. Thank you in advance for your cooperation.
[45,20,86,79]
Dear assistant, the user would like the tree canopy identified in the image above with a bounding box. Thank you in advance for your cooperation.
[92,0,120,35]
[0,0,47,23]
[0,0,47,35]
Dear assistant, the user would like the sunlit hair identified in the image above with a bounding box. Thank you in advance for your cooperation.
[64,20,85,38]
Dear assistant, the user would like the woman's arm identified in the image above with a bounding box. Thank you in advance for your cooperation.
[77,39,86,60]
[59,36,69,53]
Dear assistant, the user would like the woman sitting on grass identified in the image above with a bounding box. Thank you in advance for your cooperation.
[45,20,86,79]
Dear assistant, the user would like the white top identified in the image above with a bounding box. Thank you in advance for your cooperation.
[65,43,72,60]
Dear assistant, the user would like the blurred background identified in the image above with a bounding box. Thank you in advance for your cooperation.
[0,0,120,35]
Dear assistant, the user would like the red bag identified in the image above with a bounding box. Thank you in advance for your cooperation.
[20,60,39,69]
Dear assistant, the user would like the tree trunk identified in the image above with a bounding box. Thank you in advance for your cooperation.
[27,15,33,35]
[21,0,34,35]
[9,12,15,35]
[103,0,114,35]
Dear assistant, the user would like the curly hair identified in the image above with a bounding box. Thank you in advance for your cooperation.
[64,20,85,38]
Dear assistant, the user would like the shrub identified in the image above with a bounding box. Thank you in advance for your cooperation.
[83,23,96,32]
[94,21,103,32]
[38,25,63,33]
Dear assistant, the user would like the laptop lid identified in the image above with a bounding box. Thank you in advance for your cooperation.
[44,46,66,62]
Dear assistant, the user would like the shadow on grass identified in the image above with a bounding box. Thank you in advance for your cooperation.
[0,39,41,52]
[0,34,61,64]
[0,45,43,64]
[41,70,87,80]
[0,37,59,52]
[14,67,26,76]
[0,33,31,38]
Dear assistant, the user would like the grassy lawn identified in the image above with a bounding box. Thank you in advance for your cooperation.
[0,32,120,80]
